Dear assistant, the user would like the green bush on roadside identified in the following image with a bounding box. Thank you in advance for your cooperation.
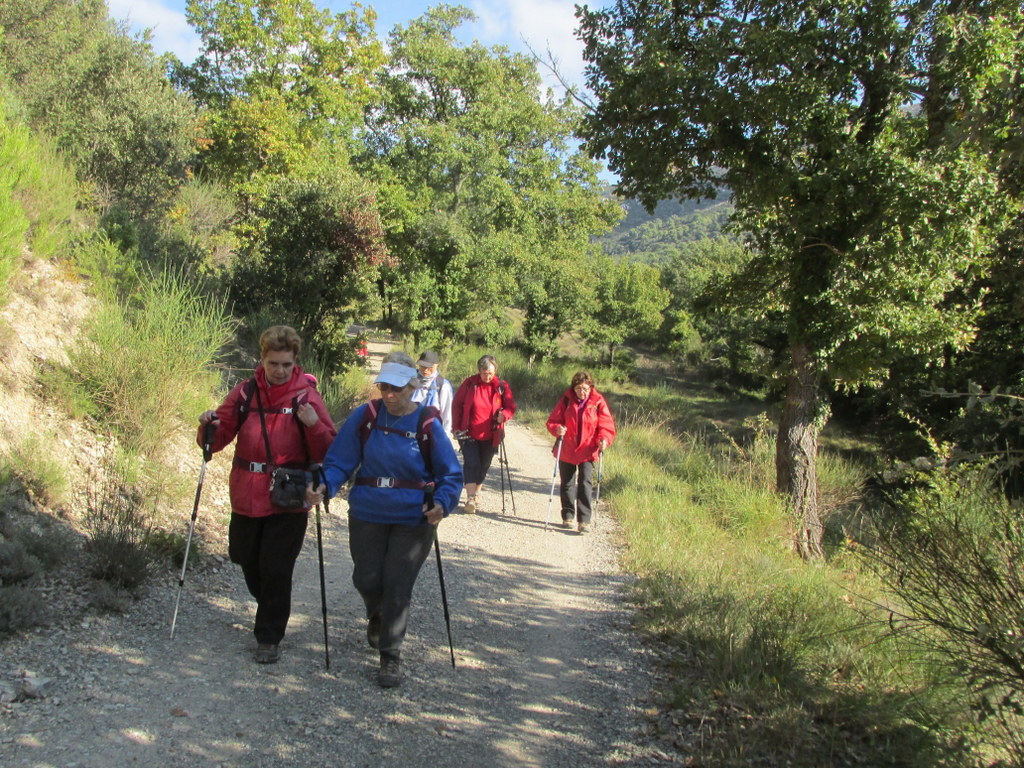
[70,268,233,459]
[82,455,154,592]
[4,432,70,508]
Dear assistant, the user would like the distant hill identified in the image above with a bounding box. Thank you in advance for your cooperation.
[600,191,734,265]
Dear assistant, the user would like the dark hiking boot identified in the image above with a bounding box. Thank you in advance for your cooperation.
[378,653,402,688]
[255,643,280,664]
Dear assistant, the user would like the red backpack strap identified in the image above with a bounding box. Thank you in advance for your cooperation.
[237,377,257,427]
[358,399,382,447]
[357,401,438,471]
[417,405,439,475]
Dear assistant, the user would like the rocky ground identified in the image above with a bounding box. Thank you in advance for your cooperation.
[0,318,686,767]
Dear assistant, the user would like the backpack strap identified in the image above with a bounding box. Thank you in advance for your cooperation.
[238,373,317,427]
[356,401,439,490]
[251,380,309,474]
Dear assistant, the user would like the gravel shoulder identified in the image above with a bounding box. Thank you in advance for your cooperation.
[1,366,677,766]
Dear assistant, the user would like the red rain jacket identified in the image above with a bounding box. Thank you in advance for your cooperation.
[197,364,336,517]
[452,374,516,447]
[546,388,616,465]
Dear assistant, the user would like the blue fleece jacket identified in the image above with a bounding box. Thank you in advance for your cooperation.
[321,402,463,525]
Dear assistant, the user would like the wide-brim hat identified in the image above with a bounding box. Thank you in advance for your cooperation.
[374,362,418,388]
[416,350,441,367]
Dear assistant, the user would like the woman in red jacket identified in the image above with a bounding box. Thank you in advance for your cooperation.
[452,354,516,513]
[546,371,616,533]
[198,326,336,663]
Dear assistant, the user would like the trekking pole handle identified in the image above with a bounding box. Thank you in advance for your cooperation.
[308,462,326,494]
[202,420,217,462]
[308,463,330,513]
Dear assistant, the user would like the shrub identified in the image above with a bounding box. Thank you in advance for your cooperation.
[4,432,70,508]
[861,463,1024,763]
[70,268,233,459]
[0,106,32,300]
[0,539,42,584]
[143,528,200,570]
[71,233,143,303]
[0,584,48,635]
[82,468,152,592]
[14,517,80,570]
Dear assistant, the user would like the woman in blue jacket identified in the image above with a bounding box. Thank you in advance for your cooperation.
[309,352,462,687]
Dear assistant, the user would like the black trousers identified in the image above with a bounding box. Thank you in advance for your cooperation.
[348,515,435,658]
[559,460,595,524]
[228,512,308,645]
[460,439,498,486]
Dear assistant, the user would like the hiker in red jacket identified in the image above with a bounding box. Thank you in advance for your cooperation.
[198,326,336,663]
[546,371,615,533]
[452,354,516,513]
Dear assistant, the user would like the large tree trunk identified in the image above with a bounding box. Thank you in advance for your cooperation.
[776,343,824,560]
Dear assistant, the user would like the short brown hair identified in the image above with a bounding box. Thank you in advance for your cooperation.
[570,371,593,388]
[259,326,302,358]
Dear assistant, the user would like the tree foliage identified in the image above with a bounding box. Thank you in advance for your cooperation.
[582,255,669,363]
[0,0,198,220]
[361,6,619,353]
[177,0,383,190]
[579,0,1023,556]
[227,174,388,372]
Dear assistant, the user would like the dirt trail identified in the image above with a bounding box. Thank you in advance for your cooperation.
[1,336,675,767]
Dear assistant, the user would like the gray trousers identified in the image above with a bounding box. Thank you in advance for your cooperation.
[348,515,435,658]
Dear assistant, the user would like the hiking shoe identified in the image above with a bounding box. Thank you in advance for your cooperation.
[367,614,381,650]
[577,522,589,534]
[255,643,280,664]
[378,654,402,688]
[463,497,476,514]
[561,517,573,529]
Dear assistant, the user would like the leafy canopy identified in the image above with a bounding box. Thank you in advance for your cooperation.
[579,0,1021,386]
[361,5,619,352]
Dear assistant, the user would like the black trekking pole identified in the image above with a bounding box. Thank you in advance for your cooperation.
[434,531,456,668]
[544,436,564,531]
[170,420,216,639]
[496,430,517,517]
[427,489,456,668]
[310,464,331,671]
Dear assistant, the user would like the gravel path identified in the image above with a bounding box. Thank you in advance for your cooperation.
[1,362,676,766]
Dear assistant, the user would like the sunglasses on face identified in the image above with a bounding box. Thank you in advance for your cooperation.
[377,382,405,393]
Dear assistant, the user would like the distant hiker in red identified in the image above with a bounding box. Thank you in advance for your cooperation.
[546,371,615,533]
[452,354,517,513]
[198,326,336,664]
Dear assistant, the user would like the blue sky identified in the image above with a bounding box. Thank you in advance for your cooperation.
[106,0,602,92]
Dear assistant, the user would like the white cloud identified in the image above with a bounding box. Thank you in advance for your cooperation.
[469,0,590,92]
[107,0,202,63]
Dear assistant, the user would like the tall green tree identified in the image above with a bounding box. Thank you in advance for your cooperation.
[0,0,198,220]
[227,173,388,371]
[362,5,618,351]
[579,0,1023,557]
[177,0,383,191]
[582,256,668,364]
[176,0,388,356]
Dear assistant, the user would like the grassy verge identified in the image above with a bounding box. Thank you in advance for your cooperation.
[455,344,978,767]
